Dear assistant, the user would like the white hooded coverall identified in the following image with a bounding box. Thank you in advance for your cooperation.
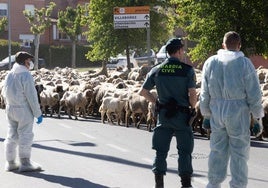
[200,49,264,188]
[2,63,42,161]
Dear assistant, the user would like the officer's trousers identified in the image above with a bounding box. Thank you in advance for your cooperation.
[152,125,194,176]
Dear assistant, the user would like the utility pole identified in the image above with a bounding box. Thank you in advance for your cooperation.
[146,27,151,65]
[8,0,11,70]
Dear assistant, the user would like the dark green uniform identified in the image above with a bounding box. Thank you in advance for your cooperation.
[142,57,196,177]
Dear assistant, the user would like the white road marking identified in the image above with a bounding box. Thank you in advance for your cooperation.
[192,177,208,185]
[80,132,96,139]
[141,157,153,164]
[106,144,128,153]
[58,123,72,129]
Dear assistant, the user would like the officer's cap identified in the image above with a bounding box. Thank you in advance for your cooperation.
[165,38,184,54]
[166,38,184,49]
[15,51,34,64]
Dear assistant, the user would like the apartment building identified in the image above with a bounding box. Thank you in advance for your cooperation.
[0,0,88,47]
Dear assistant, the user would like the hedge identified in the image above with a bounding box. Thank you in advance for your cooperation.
[0,39,102,69]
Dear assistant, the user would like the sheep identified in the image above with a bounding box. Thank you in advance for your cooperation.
[58,89,92,120]
[88,83,115,116]
[146,89,158,132]
[0,81,6,109]
[256,67,268,84]
[77,89,93,118]
[146,101,157,131]
[125,93,149,128]
[261,99,268,138]
[191,101,210,138]
[128,70,142,81]
[40,89,60,117]
[99,96,126,125]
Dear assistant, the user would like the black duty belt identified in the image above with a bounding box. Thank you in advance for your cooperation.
[158,103,190,113]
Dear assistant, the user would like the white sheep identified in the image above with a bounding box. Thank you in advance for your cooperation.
[58,89,92,120]
[40,89,60,117]
[99,96,126,125]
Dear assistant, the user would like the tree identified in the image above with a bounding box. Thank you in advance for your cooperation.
[0,17,7,34]
[86,0,172,75]
[23,2,56,70]
[58,5,86,68]
[170,0,268,64]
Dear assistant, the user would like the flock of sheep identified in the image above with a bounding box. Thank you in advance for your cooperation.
[0,65,267,139]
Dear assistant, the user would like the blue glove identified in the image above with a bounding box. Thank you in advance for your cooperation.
[36,115,43,124]
[202,118,211,130]
[252,118,263,137]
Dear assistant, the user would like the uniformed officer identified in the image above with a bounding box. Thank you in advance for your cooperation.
[139,38,197,188]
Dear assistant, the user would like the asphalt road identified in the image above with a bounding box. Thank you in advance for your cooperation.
[0,109,267,188]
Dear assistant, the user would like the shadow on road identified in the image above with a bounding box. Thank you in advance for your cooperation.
[0,138,206,177]
[31,142,182,175]
[16,171,109,188]
[33,139,97,147]
[250,139,268,148]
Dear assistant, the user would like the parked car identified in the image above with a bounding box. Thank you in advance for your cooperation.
[106,55,139,69]
[156,45,169,64]
[132,49,156,66]
[0,55,46,70]
[0,55,16,70]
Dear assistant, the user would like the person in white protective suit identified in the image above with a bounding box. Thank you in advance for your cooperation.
[2,51,43,172]
[199,31,264,188]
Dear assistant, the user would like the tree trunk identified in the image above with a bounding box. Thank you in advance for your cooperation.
[34,34,40,70]
[89,61,108,78]
[71,40,76,68]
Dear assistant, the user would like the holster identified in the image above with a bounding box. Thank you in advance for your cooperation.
[157,98,191,119]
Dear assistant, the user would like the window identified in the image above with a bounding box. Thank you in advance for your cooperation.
[21,40,31,48]
[0,3,7,16]
[58,32,69,40]
[25,4,35,15]
[53,24,70,40]
[19,34,34,48]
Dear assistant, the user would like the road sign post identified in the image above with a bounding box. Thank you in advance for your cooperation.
[113,6,151,65]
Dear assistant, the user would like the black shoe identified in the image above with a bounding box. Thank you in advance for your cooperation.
[181,175,192,188]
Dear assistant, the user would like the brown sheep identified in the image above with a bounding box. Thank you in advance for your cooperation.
[125,93,149,128]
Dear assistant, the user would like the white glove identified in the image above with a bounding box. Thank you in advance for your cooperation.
[252,118,263,137]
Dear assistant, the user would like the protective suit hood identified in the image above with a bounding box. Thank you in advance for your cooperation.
[11,63,29,74]
[217,49,244,64]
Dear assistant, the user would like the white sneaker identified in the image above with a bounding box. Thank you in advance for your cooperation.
[5,161,19,171]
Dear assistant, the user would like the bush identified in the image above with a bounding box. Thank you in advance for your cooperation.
[0,39,101,69]
[0,39,22,59]
[39,44,100,68]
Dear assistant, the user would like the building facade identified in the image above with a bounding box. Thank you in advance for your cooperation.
[0,0,88,47]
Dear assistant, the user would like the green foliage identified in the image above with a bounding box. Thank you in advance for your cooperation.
[171,0,268,63]
[0,40,21,59]
[23,2,56,35]
[0,17,7,34]
[57,5,86,41]
[86,0,172,62]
